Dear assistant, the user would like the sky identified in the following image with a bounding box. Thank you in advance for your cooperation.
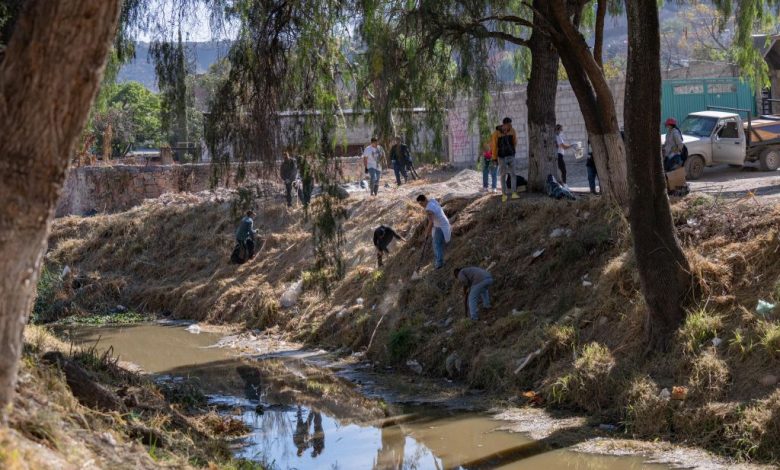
[133,1,237,43]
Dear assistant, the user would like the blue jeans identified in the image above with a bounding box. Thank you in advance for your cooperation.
[482,161,497,189]
[432,227,446,269]
[587,165,598,194]
[368,168,380,195]
[468,278,493,320]
[392,160,407,185]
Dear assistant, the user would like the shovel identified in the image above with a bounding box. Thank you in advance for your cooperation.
[411,233,430,280]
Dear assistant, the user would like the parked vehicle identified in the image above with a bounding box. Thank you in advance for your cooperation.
[664,106,780,179]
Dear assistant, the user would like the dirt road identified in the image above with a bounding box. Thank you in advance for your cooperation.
[562,158,780,200]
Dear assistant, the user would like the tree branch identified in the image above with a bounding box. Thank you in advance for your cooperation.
[594,0,606,67]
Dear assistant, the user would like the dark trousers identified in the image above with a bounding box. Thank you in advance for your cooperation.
[587,165,598,194]
[557,153,567,184]
[284,181,294,206]
[392,160,408,185]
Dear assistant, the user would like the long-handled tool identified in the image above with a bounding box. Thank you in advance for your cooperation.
[410,233,430,280]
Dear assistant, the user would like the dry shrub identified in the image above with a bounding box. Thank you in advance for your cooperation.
[686,250,732,299]
[545,324,577,355]
[727,390,780,461]
[623,376,670,437]
[677,308,722,355]
[568,342,616,413]
[671,402,737,447]
[467,350,510,390]
[598,251,639,298]
[687,352,730,401]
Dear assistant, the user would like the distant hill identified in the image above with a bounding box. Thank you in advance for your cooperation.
[117,40,231,90]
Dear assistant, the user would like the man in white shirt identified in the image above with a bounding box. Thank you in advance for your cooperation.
[363,137,382,196]
[416,194,451,269]
[555,124,573,185]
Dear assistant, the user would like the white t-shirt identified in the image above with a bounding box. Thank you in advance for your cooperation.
[556,134,566,154]
[363,145,381,170]
[426,199,451,242]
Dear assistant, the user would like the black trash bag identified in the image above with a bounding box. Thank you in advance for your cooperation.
[545,174,576,201]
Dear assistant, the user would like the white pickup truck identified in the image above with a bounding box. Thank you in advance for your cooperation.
[666,107,780,179]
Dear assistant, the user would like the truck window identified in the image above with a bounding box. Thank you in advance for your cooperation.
[717,119,739,139]
[679,115,718,137]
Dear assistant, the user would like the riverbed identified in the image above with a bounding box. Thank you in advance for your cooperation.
[53,323,704,469]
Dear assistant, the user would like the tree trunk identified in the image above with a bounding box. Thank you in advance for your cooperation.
[546,0,629,207]
[526,0,559,192]
[624,0,691,349]
[0,0,121,416]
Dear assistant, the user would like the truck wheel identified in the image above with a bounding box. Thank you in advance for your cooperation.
[685,155,705,180]
[759,148,780,171]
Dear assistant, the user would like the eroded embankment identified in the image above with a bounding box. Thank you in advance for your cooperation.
[39,169,780,464]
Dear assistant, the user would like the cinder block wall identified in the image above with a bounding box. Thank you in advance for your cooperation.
[447,80,626,169]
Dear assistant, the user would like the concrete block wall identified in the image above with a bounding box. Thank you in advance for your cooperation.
[447,80,626,168]
[56,158,368,217]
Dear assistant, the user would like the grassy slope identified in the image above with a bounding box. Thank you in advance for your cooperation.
[2,326,262,470]
[39,170,780,463]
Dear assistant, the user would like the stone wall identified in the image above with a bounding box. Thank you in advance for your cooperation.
[56,158,367,217]
[447,80,626,168]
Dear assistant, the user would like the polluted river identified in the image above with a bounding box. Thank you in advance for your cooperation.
[56,322,679,470]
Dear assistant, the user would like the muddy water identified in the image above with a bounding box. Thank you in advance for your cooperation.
[58,323,671,470]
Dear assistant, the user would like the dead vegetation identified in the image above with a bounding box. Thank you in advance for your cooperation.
[2,326,262,470]
[36,169,780,464]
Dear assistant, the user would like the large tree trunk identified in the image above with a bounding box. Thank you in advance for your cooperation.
[624,0,691,349]
[0,0,121,416]
[545,0,629,207]
[526,0,559,192]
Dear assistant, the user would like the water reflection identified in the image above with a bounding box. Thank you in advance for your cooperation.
[293,407,324,458]
[55,324,672,470]
[222,395,669,470]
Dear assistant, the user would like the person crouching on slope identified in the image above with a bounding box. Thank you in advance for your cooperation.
[373,225,405,267]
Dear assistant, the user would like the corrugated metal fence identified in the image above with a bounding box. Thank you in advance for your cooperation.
[661,78,756,131]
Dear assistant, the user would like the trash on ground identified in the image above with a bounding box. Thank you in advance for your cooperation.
[756,299,775,317]
[406,360,423,375]
[279,280,303,308]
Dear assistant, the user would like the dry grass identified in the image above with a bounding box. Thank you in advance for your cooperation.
[3,327,266,469]
[36,171,780,464]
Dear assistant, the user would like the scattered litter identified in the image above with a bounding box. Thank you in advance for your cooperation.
[550,227,573,238]
[111,304,128,314]
[186,324,201,334]
[101,432,117,447]
[582,280,593,287]
[671,386,688,401]
[711,337,722,347]
[280,280,303,308]
[443,317,454,327]
[406,360,423,375]
[756,299,775,317]
[486,261,497,271]
[61,265,72,279]
[372,304,376,311]
[532,249,545,258]
[659,388,671,400]
[336,310,346,319]
[598,424,618,432]
[521,390,544,406]
[511,309,528,317]
[356,297,365,306]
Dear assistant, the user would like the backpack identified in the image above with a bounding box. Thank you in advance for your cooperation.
[497,133,515,158]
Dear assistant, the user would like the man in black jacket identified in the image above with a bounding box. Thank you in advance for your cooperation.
[389,137,409,186]
[280,152,298,207]
[373,225,405,267]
